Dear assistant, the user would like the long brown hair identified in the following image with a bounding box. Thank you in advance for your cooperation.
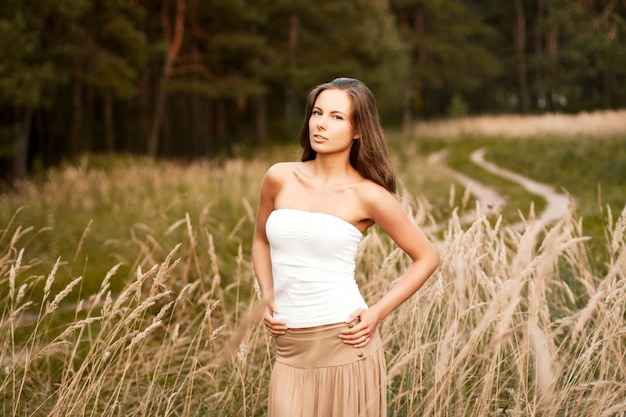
[298,77,396,193]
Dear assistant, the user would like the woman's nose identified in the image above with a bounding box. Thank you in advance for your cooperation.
[316,116,327,130]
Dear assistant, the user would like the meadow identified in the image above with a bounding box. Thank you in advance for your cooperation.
[1,111,625,416]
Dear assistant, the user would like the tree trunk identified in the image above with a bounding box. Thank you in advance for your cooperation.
[284,13,299,126]
[163,100,171,155]
[148,0,186,157]
[256,96,267,144]
[86,85,94,153]
[402,86,412,136]
[535,0,544,108]
[192,92,201,154]
[604,52,612,108]
[600,0,618,108]
[14,107,33,180]
[234,96,245,141]
[206,99,214,156]
[397,9,412,135]
[547,27,557,107]
[71,74,84,154]
[514,0,530,112]
[104,94,115,152]
[216,98,226,143]
[403,7,427,134]
[139,77,151,153]
[190,45,211,155]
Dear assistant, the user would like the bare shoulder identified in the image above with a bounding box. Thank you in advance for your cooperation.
[265,161,299,175]
[351,180,403,227]
[355,180,420,243]
[258,162,300,215]
[356,180,396,211]
[263,162,299,184]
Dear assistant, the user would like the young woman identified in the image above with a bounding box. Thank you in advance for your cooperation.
[252,77,440,417]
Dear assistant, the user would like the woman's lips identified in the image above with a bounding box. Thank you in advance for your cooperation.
[312,134,328,142]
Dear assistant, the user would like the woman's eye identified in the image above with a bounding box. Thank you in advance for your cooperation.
[312,110,322,116]
[333,115,344,120]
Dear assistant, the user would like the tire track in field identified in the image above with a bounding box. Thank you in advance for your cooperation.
[470,148,571,228]
[429,148,570,228]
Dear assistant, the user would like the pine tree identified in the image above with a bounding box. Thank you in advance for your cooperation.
[391,0,501,128]
[0,0,68,179]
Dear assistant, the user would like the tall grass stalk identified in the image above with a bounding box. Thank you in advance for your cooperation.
[1,188,624,416]
[1,134,625,416]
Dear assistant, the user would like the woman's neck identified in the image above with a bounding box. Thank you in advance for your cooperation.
[305,157,360,185]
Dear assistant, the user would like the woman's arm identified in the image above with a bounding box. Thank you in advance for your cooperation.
[252,165,288,335]
[340,183,440,347]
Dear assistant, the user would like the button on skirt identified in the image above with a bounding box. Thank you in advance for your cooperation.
[268,322,387,417]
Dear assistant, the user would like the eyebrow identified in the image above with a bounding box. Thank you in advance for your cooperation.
[312,106,349,116]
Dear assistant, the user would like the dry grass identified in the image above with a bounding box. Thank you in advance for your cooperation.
[413,109,626,138]
[1,177,625,416]
[0,127,625,416]
[1,210,268,416]
[378,199,626,416]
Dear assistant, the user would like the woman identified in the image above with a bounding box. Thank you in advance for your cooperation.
[252,77,439,417]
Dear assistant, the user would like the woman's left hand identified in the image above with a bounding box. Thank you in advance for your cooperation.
[339,308,379,348]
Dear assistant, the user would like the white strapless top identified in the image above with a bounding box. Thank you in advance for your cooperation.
[265,208,368,328]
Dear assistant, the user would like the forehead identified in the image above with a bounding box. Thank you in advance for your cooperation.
[313,89,352,114]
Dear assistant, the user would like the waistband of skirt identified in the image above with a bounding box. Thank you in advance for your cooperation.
[274,322,383,368]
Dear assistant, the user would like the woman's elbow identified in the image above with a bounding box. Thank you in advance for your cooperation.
[427,247,441,274]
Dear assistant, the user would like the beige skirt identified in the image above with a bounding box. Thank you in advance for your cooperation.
[268,322,387,417]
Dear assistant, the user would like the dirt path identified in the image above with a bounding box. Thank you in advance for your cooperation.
[428,150,508,217]
[429,148,570,228]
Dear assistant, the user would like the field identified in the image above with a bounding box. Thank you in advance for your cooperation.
[1,111,625,416]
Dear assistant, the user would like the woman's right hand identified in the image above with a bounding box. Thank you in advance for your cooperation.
[263,302,288,336]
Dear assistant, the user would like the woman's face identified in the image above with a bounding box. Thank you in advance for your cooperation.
[308,89,357,156]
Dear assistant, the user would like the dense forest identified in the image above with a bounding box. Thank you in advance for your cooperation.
[1,0,625,181]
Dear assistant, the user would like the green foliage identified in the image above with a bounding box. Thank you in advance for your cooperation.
[79,1,149,99]
[0,12,59,107]
[2,0,626,180]
[446,94,469,118]
[84,52,138,98]
[392,0,502,115]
